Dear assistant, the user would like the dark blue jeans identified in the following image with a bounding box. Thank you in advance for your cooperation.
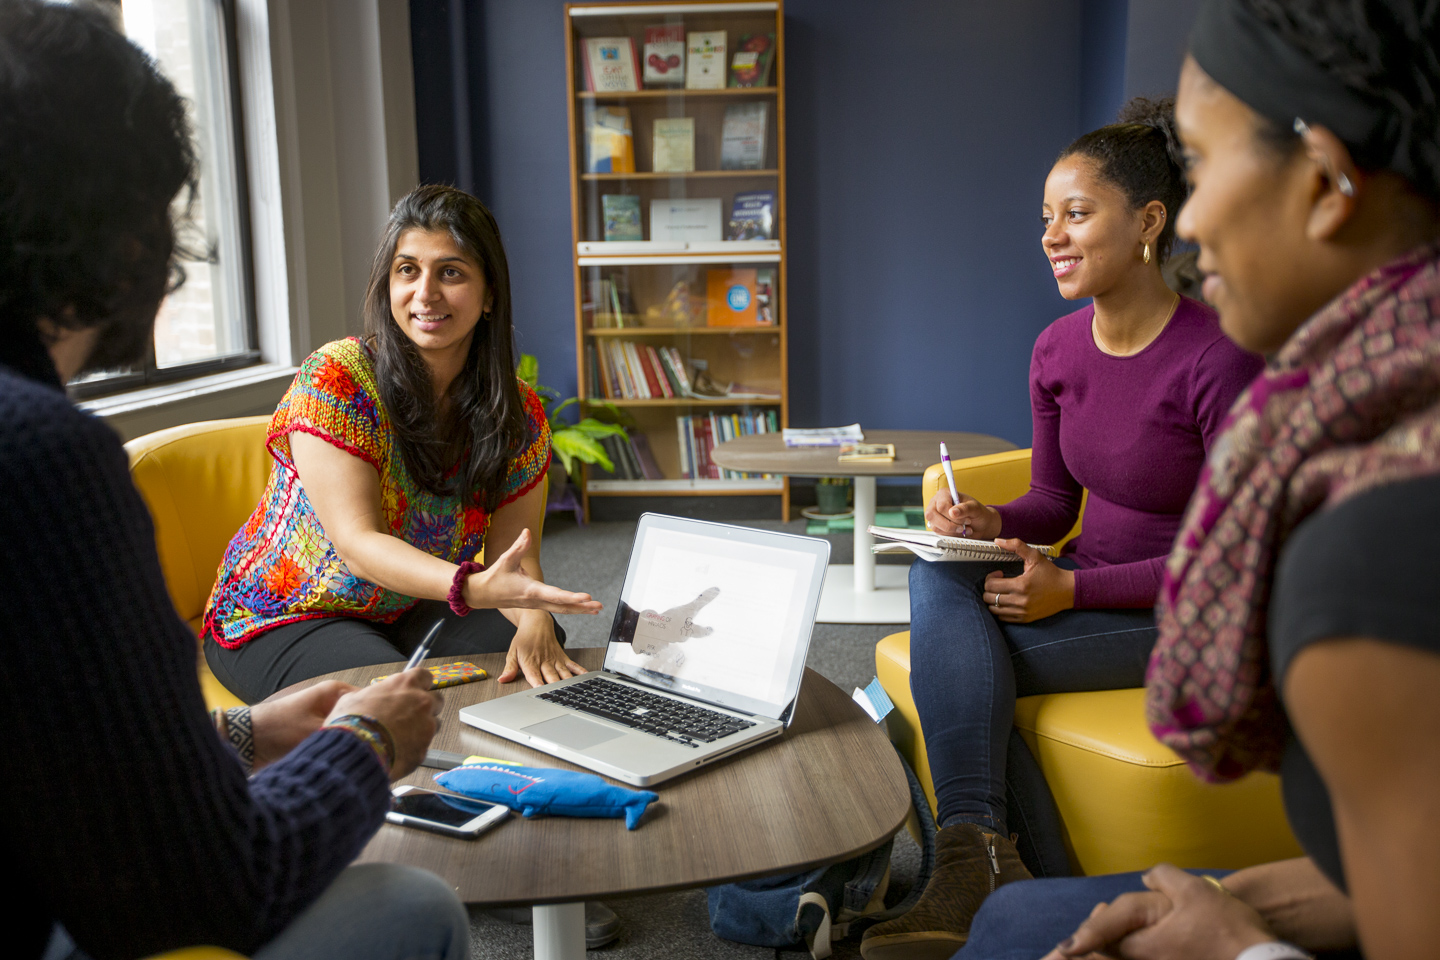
[908,557,1157,876]
[957,871,1230,960]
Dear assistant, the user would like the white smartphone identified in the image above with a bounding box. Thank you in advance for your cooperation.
[387,786,509,839]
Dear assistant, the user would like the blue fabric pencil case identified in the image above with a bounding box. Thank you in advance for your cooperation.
[435,756,659,830]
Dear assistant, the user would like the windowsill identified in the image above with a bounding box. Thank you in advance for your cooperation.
[80,361,299,442]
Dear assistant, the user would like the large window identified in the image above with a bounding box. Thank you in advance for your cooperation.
[77,0,257,394]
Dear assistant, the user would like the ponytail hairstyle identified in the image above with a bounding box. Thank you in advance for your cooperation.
[1241,0,1440,204]
[1057,97,1189,262]
[362,185,528,513]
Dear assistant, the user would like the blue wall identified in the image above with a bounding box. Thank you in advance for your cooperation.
[410,0,1200,447]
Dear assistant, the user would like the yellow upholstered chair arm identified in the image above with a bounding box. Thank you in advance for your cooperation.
[921,448,1084,551]
[143,949,248,960]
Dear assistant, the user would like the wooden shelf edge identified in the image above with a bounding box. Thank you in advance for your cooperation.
[576,86,778,100]
[584,397,782,406]
[587,479,785,494]
[586,326,780,336]
[582,169,778,181]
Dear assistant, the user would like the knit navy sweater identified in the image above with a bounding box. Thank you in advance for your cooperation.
[0,342,391,959]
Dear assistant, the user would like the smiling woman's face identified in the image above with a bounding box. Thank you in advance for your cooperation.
[1041,155,1148,301]
[389,227,490,363]
[1174,57,1320,354]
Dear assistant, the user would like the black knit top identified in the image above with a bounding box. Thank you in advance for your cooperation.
[0,336,391,959]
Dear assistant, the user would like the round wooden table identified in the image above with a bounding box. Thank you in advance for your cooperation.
[711,430,1016,623]
[296,648,911,959]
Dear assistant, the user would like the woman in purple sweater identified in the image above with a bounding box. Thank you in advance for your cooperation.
[862,99,1263,960]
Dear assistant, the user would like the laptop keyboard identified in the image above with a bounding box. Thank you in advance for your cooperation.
[537,677,756,748]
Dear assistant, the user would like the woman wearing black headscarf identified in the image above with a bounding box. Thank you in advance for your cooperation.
[956,1,1440,959]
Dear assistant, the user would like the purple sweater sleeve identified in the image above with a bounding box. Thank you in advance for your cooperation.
[992,335,1085,545]
[1069,335,1260,608]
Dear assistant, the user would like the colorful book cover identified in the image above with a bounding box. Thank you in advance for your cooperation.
[643,345,673,398]
[651,117,695,173]
[583,105,635,174]
[676,416,692,478]
[582,37,639,92]
[706,268,759,326]
[720,102,768,170]
[685,31,727,89]
[727,190,775,239]
[728,33,775,87]
[601,194,642,241]
[643,24,685,85]
[755,267,776,325]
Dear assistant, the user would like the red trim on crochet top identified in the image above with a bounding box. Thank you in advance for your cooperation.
[267,424,383,473]
[202,603,414,649]
[498,457,549,510]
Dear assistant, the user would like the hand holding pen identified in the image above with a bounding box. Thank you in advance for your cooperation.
[927,443,1003,540]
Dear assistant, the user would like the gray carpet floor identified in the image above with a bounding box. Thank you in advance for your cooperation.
[465,514,921,959]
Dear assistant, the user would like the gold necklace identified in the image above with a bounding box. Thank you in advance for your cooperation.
[1094,294,1180,356]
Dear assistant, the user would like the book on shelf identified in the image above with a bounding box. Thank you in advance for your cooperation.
[720,103,768,170]
[839,443,896,462]
[685,30,727,89]
[630,433,664,479]
[727,190,775,239]
[585,275,636,328]
[756,268,776,325]
[783,424,864,447]
[652,117,695,173]
[643,24,685,86]
[868,526,1056,562]
[677,410,780,479]
[601,194,642,241]
[583,105,635,174]
[581,37,640,93]
[706,268,759,326]
[649,197,722,243]
[729,33,775,87]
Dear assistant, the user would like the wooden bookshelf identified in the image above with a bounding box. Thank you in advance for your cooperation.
[565,0,789,520]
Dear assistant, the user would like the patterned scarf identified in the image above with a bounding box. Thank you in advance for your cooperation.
[1146,243,1440,781]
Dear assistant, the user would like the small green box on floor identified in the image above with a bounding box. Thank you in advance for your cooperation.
[805,508,925,536]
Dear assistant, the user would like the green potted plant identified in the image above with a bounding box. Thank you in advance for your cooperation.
[815,476,852,515]
[517,354,627,521]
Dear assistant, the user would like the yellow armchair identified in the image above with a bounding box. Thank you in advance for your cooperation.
[879,449,1302,874]
[126,417,550,711]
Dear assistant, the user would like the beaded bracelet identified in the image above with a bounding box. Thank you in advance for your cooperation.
[448,560,485,616]
[323,714,397,772]
[212,706,256,774]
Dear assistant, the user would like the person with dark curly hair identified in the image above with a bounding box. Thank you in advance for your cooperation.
[200,184,604,706]
[960,2,1440,958]
[0,2,468,958]
[860,98,1264,960]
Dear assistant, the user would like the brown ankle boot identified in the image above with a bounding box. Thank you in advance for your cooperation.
[859,822,1031,960]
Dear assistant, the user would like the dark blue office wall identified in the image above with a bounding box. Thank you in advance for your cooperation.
[409,0,1202,447]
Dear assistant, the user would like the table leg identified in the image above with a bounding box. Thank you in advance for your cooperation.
[853,476,877,593]
[533,902,586,960]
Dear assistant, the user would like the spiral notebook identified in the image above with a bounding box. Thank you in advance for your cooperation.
[868,525,1056,562]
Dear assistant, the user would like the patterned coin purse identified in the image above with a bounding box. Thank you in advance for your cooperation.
[370,661,488,688]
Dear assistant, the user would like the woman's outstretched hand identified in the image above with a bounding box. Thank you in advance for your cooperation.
[984,540,1074,623]
[926,488,1002,540]
[498,613,588,687]
[463,528,603,615]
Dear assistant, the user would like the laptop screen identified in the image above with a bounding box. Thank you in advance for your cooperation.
[603,514,829,720]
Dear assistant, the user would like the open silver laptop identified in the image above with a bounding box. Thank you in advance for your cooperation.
[458,513,830,786]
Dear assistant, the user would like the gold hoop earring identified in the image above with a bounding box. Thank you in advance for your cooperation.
[1143,242,1152,265]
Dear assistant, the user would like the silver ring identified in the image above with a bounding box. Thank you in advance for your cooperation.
[991,593,999,606]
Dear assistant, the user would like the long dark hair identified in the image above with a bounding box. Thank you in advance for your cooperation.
[1057,97,1189,262]
[363,185,528,512]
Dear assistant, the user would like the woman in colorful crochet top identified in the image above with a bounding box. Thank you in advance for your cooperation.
[205,185,602,702]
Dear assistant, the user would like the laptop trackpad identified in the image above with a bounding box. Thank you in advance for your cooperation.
[523,714,627,750]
